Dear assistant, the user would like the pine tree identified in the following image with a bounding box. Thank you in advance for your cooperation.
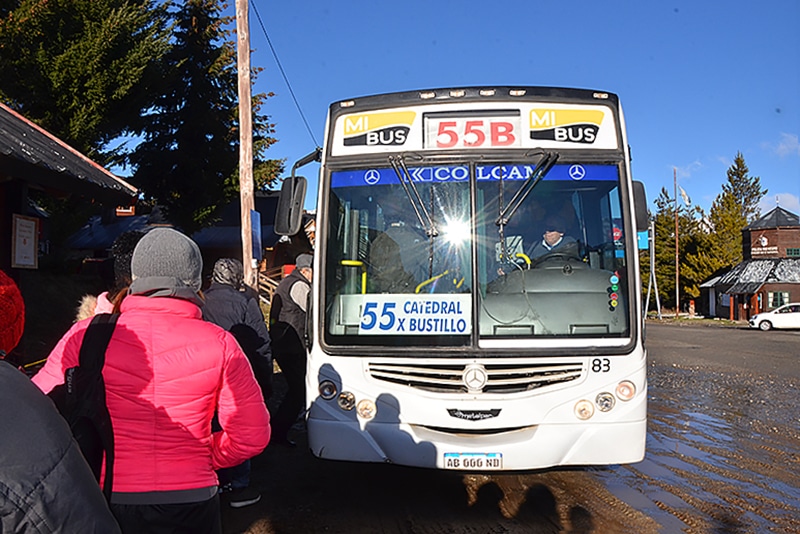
[128,0,281,234]
[643,187,705,311]
[0,0,170,157]
[646,188,677,308]
[723,152,766,223]
[705,153,767,269]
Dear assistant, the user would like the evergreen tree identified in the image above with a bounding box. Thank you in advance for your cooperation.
[0,0,170,158]
[128,0,281,234]
[645,188,677,309]
[679,213,713,300]
[705,153,767,269]
[643,186,704,311]
[723,152,766,223]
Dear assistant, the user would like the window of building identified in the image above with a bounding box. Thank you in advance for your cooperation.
[768,291,789,308]
[787,248,800,258]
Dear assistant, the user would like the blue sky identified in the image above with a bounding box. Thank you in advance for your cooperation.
[234,0,799,215]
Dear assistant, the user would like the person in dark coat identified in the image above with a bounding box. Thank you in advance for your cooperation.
[202,258,272,508]
[0,269,121,534]
[527,214,580,261]
[203,258,273,400]
[268,253,313,447]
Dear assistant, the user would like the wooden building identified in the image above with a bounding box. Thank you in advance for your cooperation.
[1,103,137,273]
[705,207,800,320]
[1,102,137,364]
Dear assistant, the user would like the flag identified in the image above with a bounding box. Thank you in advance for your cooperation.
[679,186,691,206]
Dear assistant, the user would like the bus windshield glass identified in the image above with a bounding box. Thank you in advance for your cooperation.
[323,160,630,346]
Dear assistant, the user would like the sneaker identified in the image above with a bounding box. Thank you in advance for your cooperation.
[227,487,261,508]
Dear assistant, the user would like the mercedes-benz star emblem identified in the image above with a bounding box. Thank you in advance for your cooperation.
[462,364,488,392]
[364,169,381,185]
[568,164,586,180]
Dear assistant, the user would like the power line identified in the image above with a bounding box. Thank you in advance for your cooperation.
[249,0,319,148]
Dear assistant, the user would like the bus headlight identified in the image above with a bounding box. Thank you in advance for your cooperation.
[574,400,595,420]
[596,392,615,412]
[616,380,636,401]
[338,391,356,411]
[319,380,338,400]
[356,399,376,419]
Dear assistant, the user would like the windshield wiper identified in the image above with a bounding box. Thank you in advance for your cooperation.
[495,151,559,229]
[389,155,439,237]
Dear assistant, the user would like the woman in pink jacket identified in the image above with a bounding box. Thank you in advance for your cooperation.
[33,228,270,534]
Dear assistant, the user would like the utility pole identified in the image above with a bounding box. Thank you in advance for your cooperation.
[673,167,679,318]
[235,0,256,291]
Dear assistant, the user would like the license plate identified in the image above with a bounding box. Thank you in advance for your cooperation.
[444,452,503,470]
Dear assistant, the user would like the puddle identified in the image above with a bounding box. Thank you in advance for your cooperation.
[612,363,800,532]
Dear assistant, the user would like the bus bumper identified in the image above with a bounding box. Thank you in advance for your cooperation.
[307,416,646,470]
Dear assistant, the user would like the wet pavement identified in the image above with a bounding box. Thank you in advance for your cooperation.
[224,322,800,533]
[611,323,800,532]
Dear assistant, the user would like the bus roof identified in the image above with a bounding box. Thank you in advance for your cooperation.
[330,86,620,114]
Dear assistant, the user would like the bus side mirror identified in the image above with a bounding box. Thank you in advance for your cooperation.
[632,181,648,231]
[275,176,307,236]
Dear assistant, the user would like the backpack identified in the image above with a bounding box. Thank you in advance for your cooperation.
[48,313,118,501]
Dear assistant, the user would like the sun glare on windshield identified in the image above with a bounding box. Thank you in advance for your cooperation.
[442,218,470,247]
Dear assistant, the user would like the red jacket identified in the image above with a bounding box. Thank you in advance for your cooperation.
[33,295,270,495]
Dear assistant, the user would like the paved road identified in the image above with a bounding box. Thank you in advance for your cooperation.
[646,320,800,379]
[223,322,800,533]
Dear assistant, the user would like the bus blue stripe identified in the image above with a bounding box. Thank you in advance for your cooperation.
[331,164,618,188]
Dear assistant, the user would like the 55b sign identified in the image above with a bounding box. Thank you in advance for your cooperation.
[424,112,521,149]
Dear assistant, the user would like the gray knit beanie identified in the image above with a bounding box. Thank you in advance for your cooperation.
[212,258,244,288]
[129,228,203,305]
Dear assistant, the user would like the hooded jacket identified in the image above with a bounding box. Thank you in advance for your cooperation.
[32,295,270,501]
[203,282,273,399]
[1,360,121,533]
[202,283,271,362]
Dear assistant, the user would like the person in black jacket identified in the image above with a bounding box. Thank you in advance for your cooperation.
[203,258,273,400]
[268,253,313,447]
[203,258,272,508]
[0,269,121,533]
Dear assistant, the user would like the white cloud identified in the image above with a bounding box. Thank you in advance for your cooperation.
[775,133,800,157]
[759,193,800,214]
[672,160,703,179]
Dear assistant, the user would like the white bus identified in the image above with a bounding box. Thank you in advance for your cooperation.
[276,86,649,471]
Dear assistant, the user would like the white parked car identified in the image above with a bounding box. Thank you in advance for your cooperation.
[749,303,800,331]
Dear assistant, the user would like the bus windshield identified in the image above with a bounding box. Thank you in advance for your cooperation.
[323,159,631,346]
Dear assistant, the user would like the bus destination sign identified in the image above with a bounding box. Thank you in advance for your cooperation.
[332,103,617,156]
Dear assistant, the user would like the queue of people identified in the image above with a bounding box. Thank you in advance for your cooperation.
[1,227,313,533]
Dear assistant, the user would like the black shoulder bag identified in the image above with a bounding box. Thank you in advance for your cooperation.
[48,313,118,501]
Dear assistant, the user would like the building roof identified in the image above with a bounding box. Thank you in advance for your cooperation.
[699,275,722,289]
[67,211,168,251]
[718,258,800,294]
[744,206,799,230]
[68,193,289,252]
[0,102,136,202]
[190,192,283,250]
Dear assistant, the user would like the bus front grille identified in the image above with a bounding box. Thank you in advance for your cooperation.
[367,361,583,394]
